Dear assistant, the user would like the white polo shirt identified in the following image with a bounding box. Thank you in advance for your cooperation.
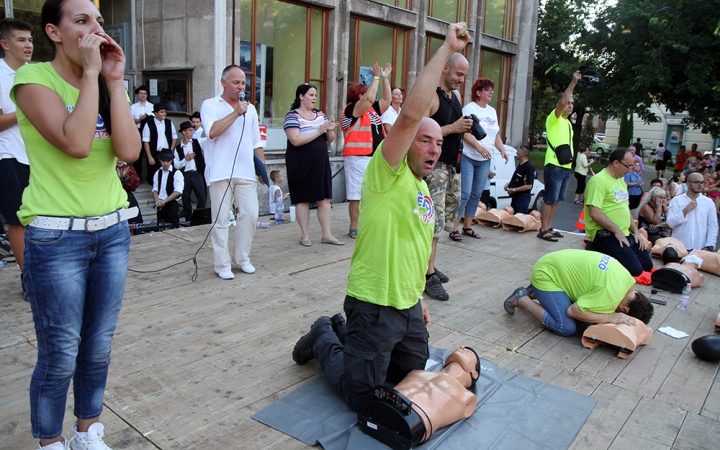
[130,101,154,129]
[0,59,27,164]
[200,95,262,184]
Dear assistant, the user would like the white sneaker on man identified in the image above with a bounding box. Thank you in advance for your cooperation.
[240,263,256,274]
[38,438,67,450]
[218,271,235,280]
[70,422,112,450]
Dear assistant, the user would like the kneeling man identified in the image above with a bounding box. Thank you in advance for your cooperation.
[503,249,653,336]
[291,23,471,411]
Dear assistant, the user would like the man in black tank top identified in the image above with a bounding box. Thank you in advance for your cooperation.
[423,53,473,301]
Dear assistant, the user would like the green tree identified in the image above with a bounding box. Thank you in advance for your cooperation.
[580,0,720,136]
[531,0,601,152]
[618,113,634,149]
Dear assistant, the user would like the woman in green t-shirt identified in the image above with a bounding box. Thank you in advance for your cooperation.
[14,0,140,448]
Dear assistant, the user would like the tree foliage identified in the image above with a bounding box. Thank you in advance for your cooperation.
[580,0,720,136]
[618,113,634,149]
[531,0,599,150]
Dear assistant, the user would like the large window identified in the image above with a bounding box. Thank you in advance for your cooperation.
[480,49,512,138]
[239,0,328,133]
[142,70,192,116]
[373,0,411,8]
[483,0,515,41]
[427,0,468,23]
[348,18,408,97]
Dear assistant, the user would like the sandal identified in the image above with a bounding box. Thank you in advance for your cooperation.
[462,227,481,239]
[348,229,358,239]
[537,229,558,242]
[548,228,564,238]
[449,230,463,241]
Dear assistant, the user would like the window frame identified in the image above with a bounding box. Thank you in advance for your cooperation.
[141,69,193,116]
[239,0,329,114]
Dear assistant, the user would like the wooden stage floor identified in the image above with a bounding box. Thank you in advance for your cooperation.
[2,202,719,449]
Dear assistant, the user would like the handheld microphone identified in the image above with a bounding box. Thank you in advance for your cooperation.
[238,91,246,116]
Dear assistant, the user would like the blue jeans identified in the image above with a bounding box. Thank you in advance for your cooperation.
[543,164,571,204]
[533,287,577,336]
[457,156,491,220]
[24,221,131,439]
[589,233,653,277]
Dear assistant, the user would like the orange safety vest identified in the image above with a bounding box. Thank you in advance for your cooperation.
[575,206,585,231]
[342,104,384,157]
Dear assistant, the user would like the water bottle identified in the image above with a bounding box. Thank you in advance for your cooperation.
[0,260,7,270]
[275,196,285,224]
[677,283,691,310]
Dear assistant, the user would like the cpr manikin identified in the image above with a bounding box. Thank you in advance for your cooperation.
[477,206,514,228]
[582,322,654,358]
[357,347,480,449]
[502,210,542,233]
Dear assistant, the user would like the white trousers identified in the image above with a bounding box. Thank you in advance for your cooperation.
[209,178,258,273]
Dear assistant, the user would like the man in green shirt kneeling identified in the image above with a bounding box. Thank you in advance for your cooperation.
[503,249,653,336]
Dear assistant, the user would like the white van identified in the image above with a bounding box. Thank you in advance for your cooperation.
[484,146,545,212]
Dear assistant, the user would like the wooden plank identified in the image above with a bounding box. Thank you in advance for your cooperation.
[569,382,642,450]
[612,303,709,398]
[608,396,686,449]
[673,411,720,450]
[701,369,720,421]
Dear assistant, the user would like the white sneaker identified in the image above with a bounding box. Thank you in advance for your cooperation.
[240,263,256,274]
[38,438,67,450]
[70,422,112,450]
[218,271,235,280]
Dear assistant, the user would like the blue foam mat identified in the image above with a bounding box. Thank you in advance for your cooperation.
[252,347,596,449]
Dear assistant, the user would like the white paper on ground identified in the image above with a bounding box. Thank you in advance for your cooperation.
[658,326,689,339]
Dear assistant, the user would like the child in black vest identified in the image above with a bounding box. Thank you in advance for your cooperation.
[152,151,184,228]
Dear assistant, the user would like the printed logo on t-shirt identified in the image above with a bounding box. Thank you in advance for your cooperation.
[414,191,435,225]
[597,254,611,272]
[613,190,628,203]
[65,105,110,139]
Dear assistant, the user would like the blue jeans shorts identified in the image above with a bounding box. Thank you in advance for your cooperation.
[543,164,571,204]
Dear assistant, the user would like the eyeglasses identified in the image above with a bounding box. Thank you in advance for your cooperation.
[617,161,634,169]
[482,89,494,93]
[688,180,707,185]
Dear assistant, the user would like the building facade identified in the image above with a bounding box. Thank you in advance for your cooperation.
[3,0,539,209]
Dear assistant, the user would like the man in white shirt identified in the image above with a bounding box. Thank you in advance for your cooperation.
[152,151,184,228]
[667,172,718,251]
[130,85,154,180]
[0,18,32,279]
[174,121,206,222]
[201,65,265,279]
[142,104,177,183]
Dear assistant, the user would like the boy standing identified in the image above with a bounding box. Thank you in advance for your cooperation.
[0,18,32,283]
[152,151,184,228]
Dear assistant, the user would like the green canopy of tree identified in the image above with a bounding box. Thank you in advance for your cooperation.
[580,0,720,136]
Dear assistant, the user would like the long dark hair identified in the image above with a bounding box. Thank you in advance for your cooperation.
[291,83,317,110]
[41,0,112,135]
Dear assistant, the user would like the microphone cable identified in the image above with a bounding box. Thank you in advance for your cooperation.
[129,92,251,282]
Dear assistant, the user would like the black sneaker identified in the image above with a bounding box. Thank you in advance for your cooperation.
[425,274,449,301]
[331,313,346,345]
[292,316,333,365]
[434,269,449,283]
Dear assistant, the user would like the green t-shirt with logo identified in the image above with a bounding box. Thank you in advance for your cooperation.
[12,63,128,225]
[531,249,635,314]
[584,168,631,241]
[346,143,435,310]
[544,110,573,169]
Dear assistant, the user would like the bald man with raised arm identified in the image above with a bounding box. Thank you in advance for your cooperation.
[291,23,471,411]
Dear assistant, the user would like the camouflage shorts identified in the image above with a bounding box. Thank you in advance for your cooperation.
[425,163,461,237]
